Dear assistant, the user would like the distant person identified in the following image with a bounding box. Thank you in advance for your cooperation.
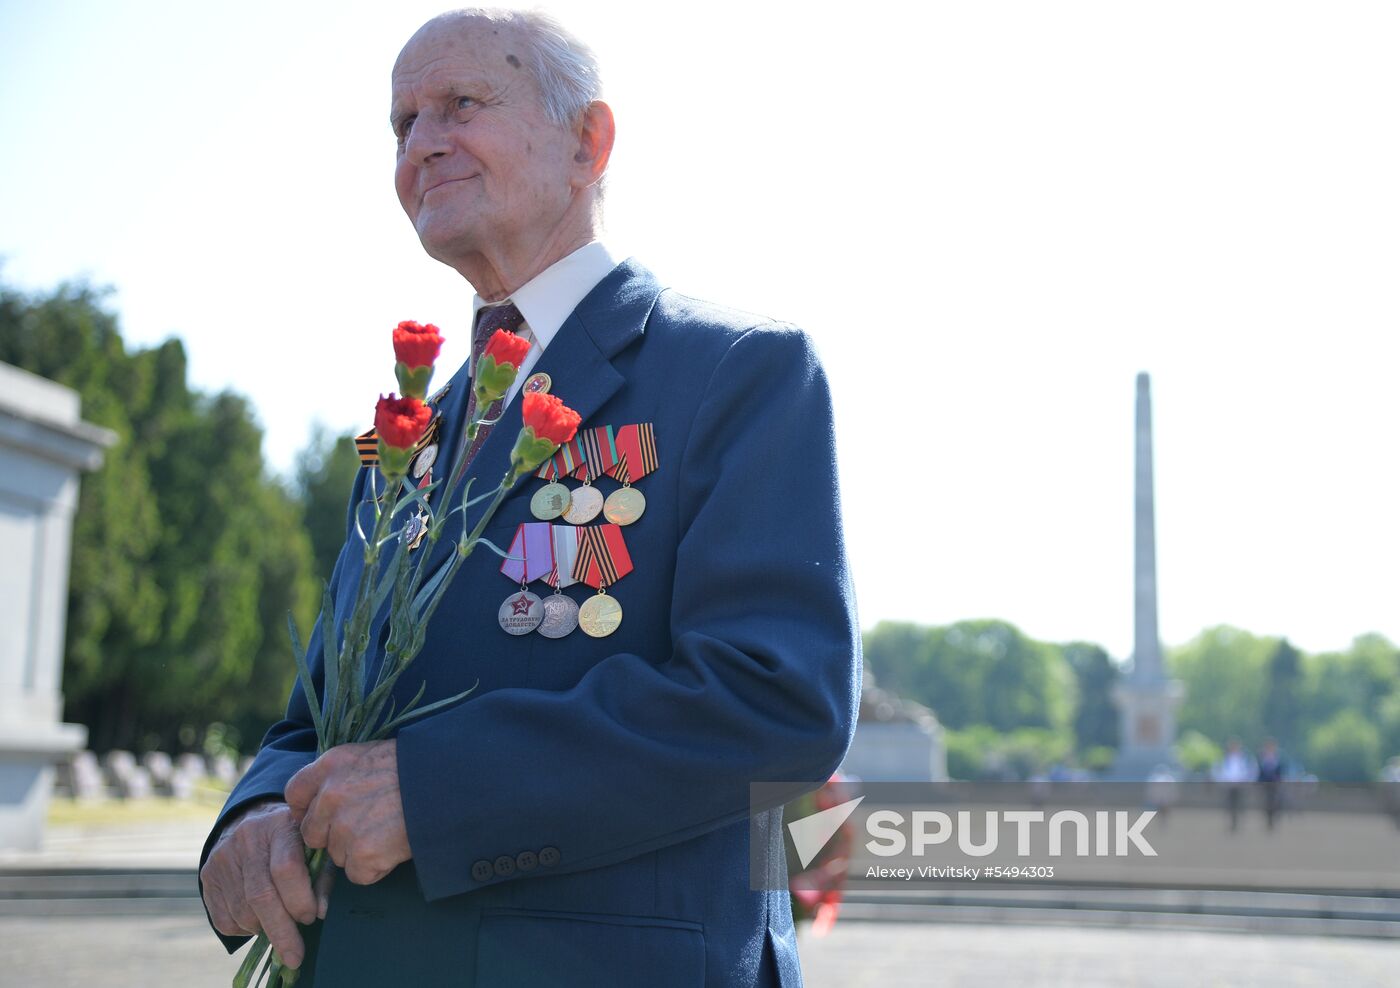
[1255,738,1287,830]
[1212,739,1254,832]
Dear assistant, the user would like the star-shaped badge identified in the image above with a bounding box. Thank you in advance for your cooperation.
[511,594,535,616]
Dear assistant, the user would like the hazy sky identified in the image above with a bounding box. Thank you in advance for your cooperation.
[2,0,1396,659]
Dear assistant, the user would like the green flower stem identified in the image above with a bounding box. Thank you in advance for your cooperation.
[232,934,268,988]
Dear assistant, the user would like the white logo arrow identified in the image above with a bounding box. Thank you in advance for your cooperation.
[787,795,865,869]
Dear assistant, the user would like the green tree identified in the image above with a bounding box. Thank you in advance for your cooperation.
[1175,729,1222,775]
[1306,710,1382,783]
[1301,634,1400,735]
[0,278,317,752]
[296,424,362,583]
[864,619,1075,735]
[1168,626,1275,747]
[1064,641,1120,751]
[1262,638,1303,753]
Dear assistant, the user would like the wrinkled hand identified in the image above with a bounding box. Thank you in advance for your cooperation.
[201,801,333,970]
[285,739,412,886]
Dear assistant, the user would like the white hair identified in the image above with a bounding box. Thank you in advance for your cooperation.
[440,7,603,125]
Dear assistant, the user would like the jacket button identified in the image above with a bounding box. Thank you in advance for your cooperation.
[539,846,560,867]
[493,854,517,877]
[515,850,537,872]
[471,860,494,883]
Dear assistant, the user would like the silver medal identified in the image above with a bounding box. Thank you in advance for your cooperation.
[562,484,604,525]
[537,593,579,639]
[498,590,543,635]
[411,443,438,479]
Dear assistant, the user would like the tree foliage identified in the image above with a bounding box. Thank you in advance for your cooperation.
[864,619,1075,735]
[0,278,317,752]
[1306,710,1382,783]
[296,424,362,585]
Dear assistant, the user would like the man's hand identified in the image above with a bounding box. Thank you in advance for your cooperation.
[284,739,412,886]
[201,801,331,970]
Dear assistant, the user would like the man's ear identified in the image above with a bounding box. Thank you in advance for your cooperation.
[571,100,615,188]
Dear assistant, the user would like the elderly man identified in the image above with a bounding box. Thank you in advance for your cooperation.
[200,9,859,986]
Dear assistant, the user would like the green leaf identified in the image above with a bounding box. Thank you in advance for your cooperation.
[287,611,325,746]
[372,681,480,739]
[319,582,341,737]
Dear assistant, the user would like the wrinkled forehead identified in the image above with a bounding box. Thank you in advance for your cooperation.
[392,15,519,91]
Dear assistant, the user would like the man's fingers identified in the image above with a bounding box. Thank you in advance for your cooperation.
[243,873,305,970]
[206,881,254,937]
[268,825,318,927]
[285,756,332,817]
[299,790,332,851]
[314,863,337,920]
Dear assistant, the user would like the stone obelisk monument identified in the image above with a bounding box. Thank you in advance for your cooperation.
[1111,372,1183,779]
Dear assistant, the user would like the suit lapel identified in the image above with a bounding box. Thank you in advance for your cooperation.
[421,258,664,575]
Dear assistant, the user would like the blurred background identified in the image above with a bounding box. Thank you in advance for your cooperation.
[2,0,1398,984]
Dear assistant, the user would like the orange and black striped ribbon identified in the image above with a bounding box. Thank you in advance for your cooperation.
[571,523,633,589]
[608,423,658,484]
[353,415,441,468]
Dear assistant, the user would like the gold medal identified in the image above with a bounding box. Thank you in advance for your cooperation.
[578,590,623,638]
[563,483,603,525]
[531,482,571,521]
[603,486,646,525]
[523,372,552,395]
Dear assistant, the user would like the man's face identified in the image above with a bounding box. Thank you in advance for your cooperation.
[391,19,578,265]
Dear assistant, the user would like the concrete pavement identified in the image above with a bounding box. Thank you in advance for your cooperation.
[2,912,1398,986]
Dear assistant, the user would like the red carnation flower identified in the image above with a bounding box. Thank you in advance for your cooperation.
[375,394,433,450]
[522,392,581,445]
[483,329,531,369]
[393,321,444,370]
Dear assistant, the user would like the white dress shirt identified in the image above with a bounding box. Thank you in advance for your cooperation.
[470,240,621,409]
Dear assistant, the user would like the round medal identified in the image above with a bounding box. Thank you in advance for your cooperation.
[531,482,571,521]
[579,593,623,638]
[410,443,438,479]
[498,591,543,635]
[537,593,580,639]
[562,484,604,525]
[524,372,552,395]
[603,486,646,526]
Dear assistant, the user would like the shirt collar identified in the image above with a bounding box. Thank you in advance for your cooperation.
[470,240,620,351]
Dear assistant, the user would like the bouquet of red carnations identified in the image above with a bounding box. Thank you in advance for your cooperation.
[234,321,579,987]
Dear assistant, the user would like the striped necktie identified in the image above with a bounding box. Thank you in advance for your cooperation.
[457,301,534,469]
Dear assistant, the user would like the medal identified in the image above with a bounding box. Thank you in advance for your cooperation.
[538,591,580,639]
[531,481,571,520]
[571,524,633,636]
[523,372,551,395]
[410,442,438,479]
[498,589,543,635]
[579,590,622,638]
[562,482,603,524]
[602,424,657,525]
[500,523,563,636]
[403,510,429,551]
[604,486,645,525]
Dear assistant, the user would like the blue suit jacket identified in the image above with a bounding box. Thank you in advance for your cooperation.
[203,259,861,986]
